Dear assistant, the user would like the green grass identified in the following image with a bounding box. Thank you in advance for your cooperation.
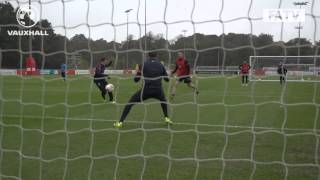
[0,75,320,180]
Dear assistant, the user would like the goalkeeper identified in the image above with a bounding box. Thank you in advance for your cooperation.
[277,63,287,85]
[93,57,114,103]
[114,51,172,128]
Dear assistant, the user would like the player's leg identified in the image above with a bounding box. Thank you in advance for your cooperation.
[153,88,172,124]
[241,75,245,86]
[105,82,114,102]
[107,91,114,102]
[245,75,248,86]
[100,80,108,100]
[245,75,247,84]
[186,77,199,94]
[170,79,180,100]
[94,80,107,100]
[187,82,199,94]
[61,72,66,82]
[155,89,168,117]
[115,89,143,127]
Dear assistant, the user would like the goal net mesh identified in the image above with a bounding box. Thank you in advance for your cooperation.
[0,0,320,180]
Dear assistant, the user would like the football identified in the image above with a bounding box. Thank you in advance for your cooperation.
[105,84,114,92]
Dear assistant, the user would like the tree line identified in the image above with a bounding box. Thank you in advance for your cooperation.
[0,2,319,70]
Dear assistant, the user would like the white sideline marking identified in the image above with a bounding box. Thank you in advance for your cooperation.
[1,114,319,133]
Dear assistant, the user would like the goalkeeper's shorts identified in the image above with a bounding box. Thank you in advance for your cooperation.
[129,87,166,103]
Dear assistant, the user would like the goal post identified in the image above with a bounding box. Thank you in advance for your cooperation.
[249,56,320,82]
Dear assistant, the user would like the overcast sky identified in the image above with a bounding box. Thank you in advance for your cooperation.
[7,0,320,43]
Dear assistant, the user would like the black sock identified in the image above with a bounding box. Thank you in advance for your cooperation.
[101,90,106,100]
[119,104,134,122]
[160,102,168,117]
[108,92,114,101]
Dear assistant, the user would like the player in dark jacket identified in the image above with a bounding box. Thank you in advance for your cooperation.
[114,51,172,128]
[94,57,114,103]
[277,63,287,85]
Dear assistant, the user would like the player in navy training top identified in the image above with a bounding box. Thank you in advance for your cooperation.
[94,57,114,102]
[114,51,172,128]
[60,63,66,82]
[277,63,287,85]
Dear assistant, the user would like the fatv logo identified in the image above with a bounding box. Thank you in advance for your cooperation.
[7,5,49,36]
[263,9,305,22]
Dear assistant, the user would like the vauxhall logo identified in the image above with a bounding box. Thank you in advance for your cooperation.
[7,4,49,36]
[16,4,39,28]
[7,30,49,36]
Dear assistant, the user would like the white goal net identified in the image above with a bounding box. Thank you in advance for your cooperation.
[0,0,320,180]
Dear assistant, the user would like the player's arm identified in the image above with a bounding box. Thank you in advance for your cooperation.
[276,66,280,74]
[104,61,113,78]
[171,62,178,74]
[101,67,110,78]
[106,60,113,67]
[94,64,102,76]
[162,65,169,82]
[278,67,284,75]
[102,68,109,78]
[95,64,108,78]
[185,60,191,75]
[134,64,141,82]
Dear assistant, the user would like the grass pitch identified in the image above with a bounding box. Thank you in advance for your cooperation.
[0,75,320,180]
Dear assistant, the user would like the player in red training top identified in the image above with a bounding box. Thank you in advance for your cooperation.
[239,61,251,86]
[170,52,199,100]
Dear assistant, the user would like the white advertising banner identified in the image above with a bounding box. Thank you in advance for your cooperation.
[0,69,17,75]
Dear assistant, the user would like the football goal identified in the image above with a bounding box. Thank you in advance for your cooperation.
[249,56,320,82]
